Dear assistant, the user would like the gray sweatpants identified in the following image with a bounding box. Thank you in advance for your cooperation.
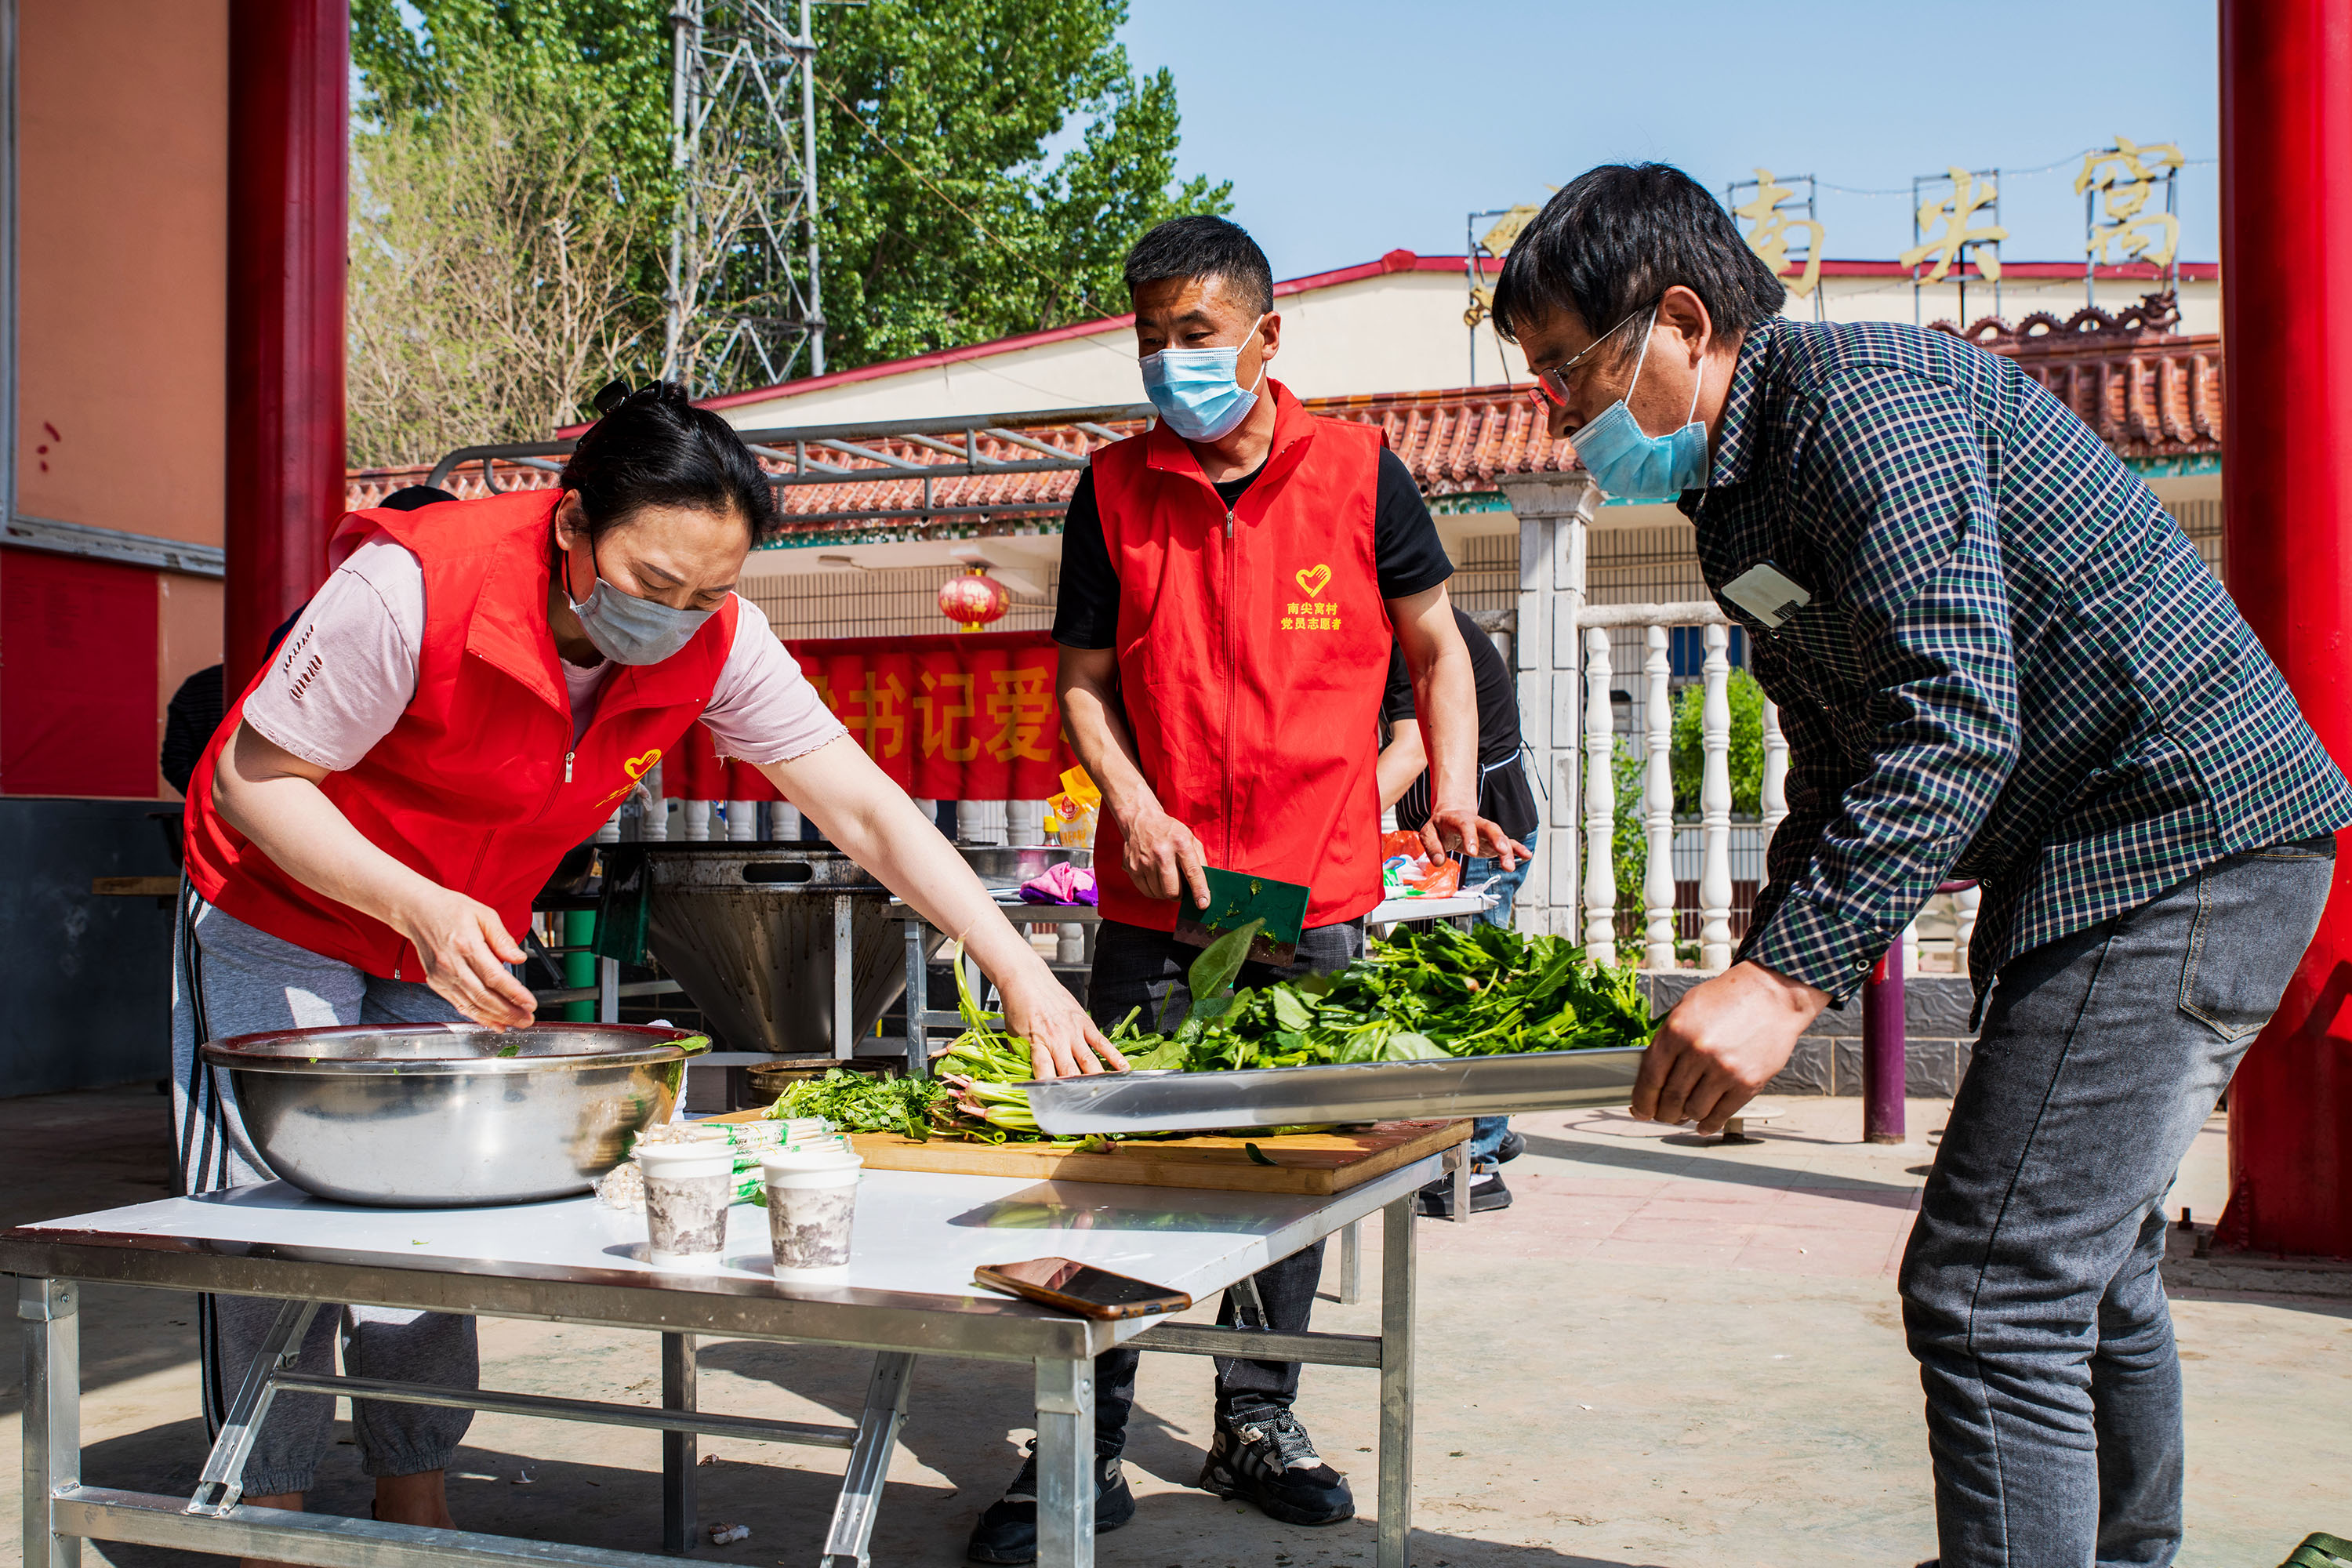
[172,887,479,1497]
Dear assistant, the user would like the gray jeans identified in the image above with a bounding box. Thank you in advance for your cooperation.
[1900,838,2334,1568]
[172,889,479,1497]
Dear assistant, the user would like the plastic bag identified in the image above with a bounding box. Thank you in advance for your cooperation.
[1379,829,1461,897]
[1044,765,1102,848]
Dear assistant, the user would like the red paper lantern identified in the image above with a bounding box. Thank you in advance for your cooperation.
[937,568,1011,631]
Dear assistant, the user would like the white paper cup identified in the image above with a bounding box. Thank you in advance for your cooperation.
[637,1142,734,1267]
[760,1146,864,1281]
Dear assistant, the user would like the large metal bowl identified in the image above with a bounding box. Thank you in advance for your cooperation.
[201,1023,705,1208]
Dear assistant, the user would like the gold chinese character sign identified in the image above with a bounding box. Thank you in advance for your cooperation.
[1900,166,2009,284]
[1732,169,1827,298]
[2076,135,2184,270]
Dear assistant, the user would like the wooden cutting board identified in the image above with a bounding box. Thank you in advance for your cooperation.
[706,1110,1468,1196]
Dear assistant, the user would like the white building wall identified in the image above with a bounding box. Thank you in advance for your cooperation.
[709,256,2215,434]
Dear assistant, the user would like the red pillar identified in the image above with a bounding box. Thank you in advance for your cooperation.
[223,0,347,695]
[2217,0,2352,1258]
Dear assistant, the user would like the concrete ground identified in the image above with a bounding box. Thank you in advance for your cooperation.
[5,1085,2347,1568]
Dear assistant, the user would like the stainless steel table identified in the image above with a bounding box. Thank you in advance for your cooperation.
[9,1160,1434,1568]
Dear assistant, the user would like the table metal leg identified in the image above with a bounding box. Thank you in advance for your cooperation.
[187,1298,321,1516]
[905,918,930,1079]
[1446,1141,1472,1225]
[819,1352,916,1568]
[833,895,855,1060]
[20,1278,82,1568]
[1340,1218,1363,1305]
[1032,1356,1095,1568]
[662,1332,696,1553]
[1378,1196,1415,1568]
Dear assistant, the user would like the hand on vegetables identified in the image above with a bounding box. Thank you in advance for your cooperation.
[997,965,1127,1078]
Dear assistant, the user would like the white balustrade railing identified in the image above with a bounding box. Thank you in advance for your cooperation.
[641,763,669,841]
[1950,883,1980,977]
[1642,626,1675,970]
[1581,626,1618,964]
[1698,623,1734,971]
[1572,601,1749,973]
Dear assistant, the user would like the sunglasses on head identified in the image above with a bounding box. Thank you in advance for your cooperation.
[1526,301,1657,410]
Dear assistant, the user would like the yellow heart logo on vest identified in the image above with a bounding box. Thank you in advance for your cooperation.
[623,749,664,781]
[1294,564,1333,598]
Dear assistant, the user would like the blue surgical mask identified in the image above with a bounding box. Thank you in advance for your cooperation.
[1140,317,1268,441]
[1568,311,1711,502]
[564,546,713,666]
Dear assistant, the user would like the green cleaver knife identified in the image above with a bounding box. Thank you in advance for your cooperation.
[1171,866,1311,967]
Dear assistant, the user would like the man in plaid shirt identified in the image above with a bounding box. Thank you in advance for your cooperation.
[1493,165,2350,1568]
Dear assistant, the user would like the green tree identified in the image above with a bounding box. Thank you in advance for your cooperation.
[810,0,1230,367]
[347,73,649,466]
[1669,669,1766,818]
[350,0,1230,414]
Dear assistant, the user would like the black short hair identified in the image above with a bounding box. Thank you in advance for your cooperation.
[561,381,780,543]
[1491,164,1786,347]
[1123,216,1275,318]
[379,485,457,511]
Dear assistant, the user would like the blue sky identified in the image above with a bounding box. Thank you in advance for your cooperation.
[1116,0,2220,279]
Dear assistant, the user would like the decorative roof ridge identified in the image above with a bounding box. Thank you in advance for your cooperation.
[1929,290,2203,354]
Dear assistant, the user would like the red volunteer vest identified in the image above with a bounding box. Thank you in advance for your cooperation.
[184,491,737,979]
[1091,381,1390,931]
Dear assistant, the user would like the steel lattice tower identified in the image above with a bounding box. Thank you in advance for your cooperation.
[662,0,826,394]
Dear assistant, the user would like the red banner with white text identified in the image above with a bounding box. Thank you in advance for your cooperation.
[780,630,1074,800]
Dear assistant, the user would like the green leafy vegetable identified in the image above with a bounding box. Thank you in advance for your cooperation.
[774,928,1657,1145]
[764,1068,944,1141]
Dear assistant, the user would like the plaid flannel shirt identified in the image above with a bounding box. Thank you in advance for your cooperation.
[1682,319,2351,1006]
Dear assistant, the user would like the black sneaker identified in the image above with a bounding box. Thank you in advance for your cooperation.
[964,1441,1134,1564]
[1197,1408,1354,1526]
[1416,1168,1512,1218]
[1494,1129,1526,1164]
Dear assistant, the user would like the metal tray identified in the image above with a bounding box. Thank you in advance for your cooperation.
[1025,1047,1648,1135]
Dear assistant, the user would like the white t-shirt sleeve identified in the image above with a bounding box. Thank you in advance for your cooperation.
[241,533,427,772]
[699,596,849,768]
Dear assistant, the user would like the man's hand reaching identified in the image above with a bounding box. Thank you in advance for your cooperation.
[1632,960,1830,1135]
[1421,806,1520,869]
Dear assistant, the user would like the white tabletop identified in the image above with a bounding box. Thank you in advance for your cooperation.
[1367,891,1493,925]
[11,1163,1426,1322]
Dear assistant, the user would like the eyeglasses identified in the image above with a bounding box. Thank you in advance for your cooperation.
[1526,302,1656,409]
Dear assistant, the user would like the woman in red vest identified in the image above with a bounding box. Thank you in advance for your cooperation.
[176,383,1120,1545]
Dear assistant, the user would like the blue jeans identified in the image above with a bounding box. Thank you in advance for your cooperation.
[1900,839,2332,1566]
[1460,835,1538,1166]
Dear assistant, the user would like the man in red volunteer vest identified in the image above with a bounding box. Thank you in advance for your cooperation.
[964,217,1517,1560]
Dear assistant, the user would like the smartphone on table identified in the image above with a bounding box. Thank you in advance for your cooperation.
[973,1257,1192,1319]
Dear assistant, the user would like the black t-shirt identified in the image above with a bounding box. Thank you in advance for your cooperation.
[1051,447,1454,648]
[1382,606,1541,844]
